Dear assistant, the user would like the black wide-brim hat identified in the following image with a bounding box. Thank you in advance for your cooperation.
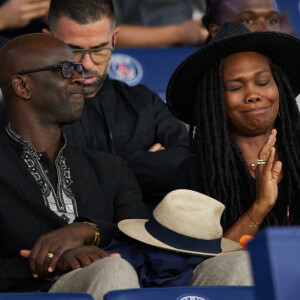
[166,22,300,124]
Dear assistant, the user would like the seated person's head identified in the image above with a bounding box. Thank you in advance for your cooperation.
[167,22,300,230]
[203,0,279,38]
[0,34,85,126]
[46,0,117,98]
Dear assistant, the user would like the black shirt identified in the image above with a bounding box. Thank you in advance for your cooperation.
[62,79,192,207]
[0,126,149,292]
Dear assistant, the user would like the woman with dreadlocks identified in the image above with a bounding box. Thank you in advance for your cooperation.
[167,22,300,242]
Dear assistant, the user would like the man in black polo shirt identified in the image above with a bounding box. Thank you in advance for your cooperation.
[43,0,192,208]
[0,33,146,297]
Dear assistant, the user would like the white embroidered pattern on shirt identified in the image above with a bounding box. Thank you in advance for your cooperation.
[7,124,78,223]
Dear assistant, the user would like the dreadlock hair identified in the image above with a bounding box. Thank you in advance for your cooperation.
[48,0,115,33]
[270,62,300,225]
[191,56,300,231]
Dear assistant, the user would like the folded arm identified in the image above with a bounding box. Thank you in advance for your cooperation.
[125,96,192,205]
[116,19,208,47]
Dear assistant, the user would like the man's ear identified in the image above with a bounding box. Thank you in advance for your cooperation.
[208,24,220,38]
[11,75,31,100]
[42,28,51,35]
[113,26,120,45]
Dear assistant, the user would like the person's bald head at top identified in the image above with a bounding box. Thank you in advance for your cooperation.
[0,33,85,129]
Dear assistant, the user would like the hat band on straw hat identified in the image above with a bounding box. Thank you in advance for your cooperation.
[145,216,222,254]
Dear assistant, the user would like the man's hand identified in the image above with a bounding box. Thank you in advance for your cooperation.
[21,247,121,276]
[148,143,165,152]
[56,246,120,272]
[20,222,96,278]
[0,0,50,31]
[176,19,209,45]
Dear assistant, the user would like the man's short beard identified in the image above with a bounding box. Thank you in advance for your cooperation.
[83,70,108,97]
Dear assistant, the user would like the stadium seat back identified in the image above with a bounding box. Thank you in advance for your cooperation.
[248,227,300,300]
[0,293,93,300]
[104,286,255,300]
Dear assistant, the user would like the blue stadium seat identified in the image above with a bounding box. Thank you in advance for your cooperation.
[109,47,197,101]
[277,0,300,37]
[0,293,93,300]
[104,286,255,300]
[248,227,300,300]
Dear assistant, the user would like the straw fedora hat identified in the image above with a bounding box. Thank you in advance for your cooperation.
[166,22,300,124]
[118,189,242,256]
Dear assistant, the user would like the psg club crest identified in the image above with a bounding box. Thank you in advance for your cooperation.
[177,296,208,300]
[109,54,143,86]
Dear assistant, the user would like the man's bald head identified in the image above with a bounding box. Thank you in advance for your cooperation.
[0,33,84,127]
[0,33,73,89]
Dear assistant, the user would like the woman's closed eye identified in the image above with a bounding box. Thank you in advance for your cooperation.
[224,85,243,92]
[256,80,269,86]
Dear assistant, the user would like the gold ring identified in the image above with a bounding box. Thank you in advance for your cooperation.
[47,252,54,259]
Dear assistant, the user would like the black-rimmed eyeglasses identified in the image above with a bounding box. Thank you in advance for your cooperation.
[15,61,86,79]
[71,35,115,64]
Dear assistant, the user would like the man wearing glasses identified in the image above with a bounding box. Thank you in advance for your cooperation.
[0,33,146,296]
[42,0,192,208]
